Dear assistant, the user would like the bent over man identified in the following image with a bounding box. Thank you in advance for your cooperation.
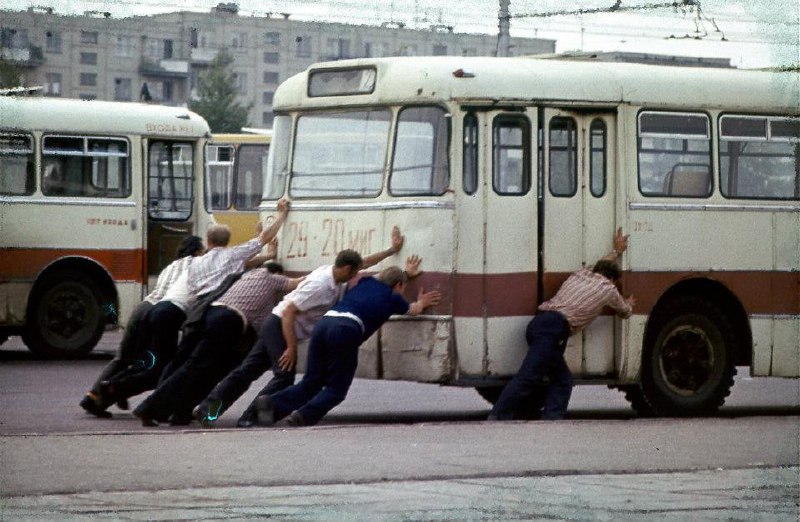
[489,228,636,421]
[254,261,441,427]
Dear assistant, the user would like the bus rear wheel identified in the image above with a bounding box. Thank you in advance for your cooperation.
[23,271,105,357]
[639,296,736,416]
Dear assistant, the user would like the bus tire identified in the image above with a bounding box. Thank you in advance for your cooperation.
[640,296,736,416]
[22,271,105,357]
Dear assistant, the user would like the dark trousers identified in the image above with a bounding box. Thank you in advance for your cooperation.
[269,316,362,426]
[202,314,295,422]
[490,311,573,421]
[89,300,153,395]
[106,300,186,400]
[134,306,246,420]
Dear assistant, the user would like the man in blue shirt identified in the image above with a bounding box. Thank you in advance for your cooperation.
[254,258,440,427]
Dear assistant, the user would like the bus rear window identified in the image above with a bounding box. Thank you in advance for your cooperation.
[236,143,268,210]
[0,133,34,195]
[308,68,376,97]
[290,110,390,198]
[206,144,234,210]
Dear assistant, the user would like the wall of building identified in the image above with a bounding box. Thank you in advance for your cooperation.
[1,7,555,129]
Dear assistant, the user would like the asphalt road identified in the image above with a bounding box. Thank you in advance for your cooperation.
[1,332,799,519]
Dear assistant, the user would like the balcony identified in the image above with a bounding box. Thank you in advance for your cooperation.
[139,58,190,78]
[0,45,44,67]
[190,47,216,64]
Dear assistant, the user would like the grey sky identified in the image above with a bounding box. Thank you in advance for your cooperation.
[17,0,800,67]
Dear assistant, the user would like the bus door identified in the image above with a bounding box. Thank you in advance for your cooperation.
[542,109,618,377]
[144,139,197,283]
[482,109,539,376]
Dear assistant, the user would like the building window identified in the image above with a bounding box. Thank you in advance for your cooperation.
[190,28,198,48]
[145,38,161,60]
[45,73,62,96]
[234,72,247,94]
[114,78,132,101]
[115,36,133,57]
[433,44,448,56]
[162,81,173,101]
[80,52,97,65]
[80,73,97,86]
[462,48,477,56]
[262,91,274,104]
[326,38,350,60]
[79,93,97,101]
[263,72,279,84]
[296,36,311,58]
[163,39,173,59]
[232,32,247,50]
[262,111,274,126]
[401,44,418,56]
[263,52,279,64]
[45,30,62,53]
[264,31,280,45]
[80,31,98,44]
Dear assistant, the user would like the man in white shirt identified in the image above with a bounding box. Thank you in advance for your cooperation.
[193,226,406,427]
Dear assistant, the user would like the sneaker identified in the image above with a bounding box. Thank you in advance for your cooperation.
[193,400,223,428]
[254,395,275,426]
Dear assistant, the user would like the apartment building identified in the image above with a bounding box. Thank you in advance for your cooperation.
[0,4,555,127]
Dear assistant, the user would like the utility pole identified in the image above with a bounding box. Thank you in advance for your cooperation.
[496,0,511,57]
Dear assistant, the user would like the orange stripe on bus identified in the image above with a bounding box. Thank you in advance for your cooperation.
[0,248,146,283]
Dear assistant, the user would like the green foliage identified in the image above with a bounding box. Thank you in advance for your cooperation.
[188,50,251,132]
[0,58,24,88]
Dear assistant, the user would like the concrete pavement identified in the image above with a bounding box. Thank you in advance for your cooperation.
[2,466,797,520]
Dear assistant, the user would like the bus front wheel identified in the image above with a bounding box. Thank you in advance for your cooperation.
[23,271,105,357]
[640,296,736,416]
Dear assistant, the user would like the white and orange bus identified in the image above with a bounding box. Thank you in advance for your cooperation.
[0,96,213,356]
[205,131,271,245]
[263,56,799,416]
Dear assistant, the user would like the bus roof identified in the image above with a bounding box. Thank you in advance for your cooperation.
[0,96,210,137]
[209,132,272,144]
[275,56,799,114]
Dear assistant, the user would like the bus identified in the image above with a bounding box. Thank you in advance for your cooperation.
[205,131,271,245]
[262,56,799,416]
[0,96,212,357]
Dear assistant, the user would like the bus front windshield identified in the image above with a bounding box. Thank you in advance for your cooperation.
[290,110,391,198]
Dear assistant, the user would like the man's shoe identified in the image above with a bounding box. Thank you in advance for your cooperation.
[193,400,223,428]
[116,398,129,410]
[254,395,275,426]
[168,412,192,426]
[80,395,112,418]
[284,410,305,427]
[132,407,158,427]
[236,417,255,428]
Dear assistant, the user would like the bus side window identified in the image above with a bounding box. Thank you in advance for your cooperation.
[549,116,578,197]
[492,115,530,195]
[0,134,35,195]
[463,113,478,194]
[719,115,800,200]
[637,111,712,198]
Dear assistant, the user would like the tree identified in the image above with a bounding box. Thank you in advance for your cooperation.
[188,50,251,132]
[0,57,24,89]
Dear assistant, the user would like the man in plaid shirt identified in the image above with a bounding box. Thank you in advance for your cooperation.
[489,228,636,421]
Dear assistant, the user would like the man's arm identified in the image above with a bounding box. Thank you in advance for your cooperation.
[257,198,290,246]
[600,227,628,263]
[360,225,404,270]
[407,288,441,316]
[278,302,300,371]
[285,276,305,291]
[244,238,278,270]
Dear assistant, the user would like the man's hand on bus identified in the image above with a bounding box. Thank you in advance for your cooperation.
[613,227,629,255]
[258,198,290,245]
[404,254,423,278]
[278,346,297,371]
[408,288,442,316]
[277,197,290,216]
[390,225,404,254]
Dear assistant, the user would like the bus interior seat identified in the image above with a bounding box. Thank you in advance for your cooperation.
[662,168,711,197]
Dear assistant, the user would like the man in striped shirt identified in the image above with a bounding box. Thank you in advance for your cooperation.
[489,228,636,421]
